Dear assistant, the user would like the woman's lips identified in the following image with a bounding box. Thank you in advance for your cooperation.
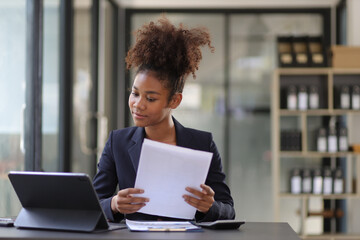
[133,112,146,119]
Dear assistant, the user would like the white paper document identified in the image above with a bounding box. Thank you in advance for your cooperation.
[125,219,201,232]
[134,139,213,219]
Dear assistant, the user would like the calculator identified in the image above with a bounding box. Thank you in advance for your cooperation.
[195,220,245,230]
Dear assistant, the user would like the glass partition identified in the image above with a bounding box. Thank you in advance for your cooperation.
[72,0,117,176]
[72,0,93,174]
[0,0,26,217]
[42,0,60,172]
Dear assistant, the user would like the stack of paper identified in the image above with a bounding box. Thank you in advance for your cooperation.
[125,219,202,232]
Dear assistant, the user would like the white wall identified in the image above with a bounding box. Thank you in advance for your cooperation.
[347,0,360,46]
[347,0,360,235]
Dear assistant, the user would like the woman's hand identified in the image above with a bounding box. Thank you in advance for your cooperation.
[183,184,215,213]
[111,188,149,214]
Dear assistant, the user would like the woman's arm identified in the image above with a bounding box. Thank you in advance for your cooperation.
[93,131,123,222]
[194,138,236,222]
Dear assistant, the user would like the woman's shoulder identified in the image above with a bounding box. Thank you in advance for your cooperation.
[184,126,211,138]
[179,125,216,153]
[110,126,143,141]
[174,118,209,135]
[175,124,213,151]
[174,118,212,142]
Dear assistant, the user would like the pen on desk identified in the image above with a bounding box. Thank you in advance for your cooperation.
[148,227,188,232]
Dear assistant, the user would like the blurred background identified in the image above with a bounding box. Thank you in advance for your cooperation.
[1,0,360,238]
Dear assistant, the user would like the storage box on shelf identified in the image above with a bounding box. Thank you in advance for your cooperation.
[272,68,360,239]
[277,36,327,68]
[331,46,360,69]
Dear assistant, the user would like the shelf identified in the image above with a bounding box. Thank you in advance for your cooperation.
[331,68,360,74]
[301,234,360,240]
[279,109,360,116]
[279,193,359,199]
[279,151,358,158]
[277,68,360,75]
[276,68,331,75]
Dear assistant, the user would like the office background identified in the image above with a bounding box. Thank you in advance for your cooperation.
[1,0,360,237]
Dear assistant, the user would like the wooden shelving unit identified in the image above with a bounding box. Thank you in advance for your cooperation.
[272,68,360,239]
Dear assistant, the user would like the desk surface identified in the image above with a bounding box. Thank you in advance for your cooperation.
[0,222,300,240]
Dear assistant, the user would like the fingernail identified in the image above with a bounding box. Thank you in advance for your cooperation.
[140,189,144,193]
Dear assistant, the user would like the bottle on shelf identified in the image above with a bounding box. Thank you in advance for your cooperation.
[302,169,312,193]
[290,168,302,194]
[323,168,333,195]
[298,85,308,110]
[338,127,348,152]
[328,127,338,153]
[327,117,338,153]
[317,128,327,152]
[313,168,323,194]
[287,85,297,110]
[340,85,350,109]
[333,168,344,194]
[352,85,360,110]
[309,85,319,109]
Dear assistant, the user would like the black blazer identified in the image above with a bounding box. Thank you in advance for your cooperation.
[93,118,235,222]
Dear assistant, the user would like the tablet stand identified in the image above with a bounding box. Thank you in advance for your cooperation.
[15,208,109,232]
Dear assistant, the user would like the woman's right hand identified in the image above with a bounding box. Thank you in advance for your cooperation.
[111,188,149,214]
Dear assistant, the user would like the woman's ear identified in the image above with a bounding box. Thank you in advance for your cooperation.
[169,93,182,109]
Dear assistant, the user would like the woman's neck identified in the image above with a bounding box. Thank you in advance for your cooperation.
[144,117,176,145]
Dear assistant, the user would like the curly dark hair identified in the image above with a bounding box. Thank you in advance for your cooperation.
[126,16,214,100]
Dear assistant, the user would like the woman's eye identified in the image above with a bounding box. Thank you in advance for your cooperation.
[131,92,139,97]
[147,98,156,102]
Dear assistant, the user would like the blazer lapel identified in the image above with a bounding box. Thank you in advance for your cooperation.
[127,118,191,172]
[128,127,145,172]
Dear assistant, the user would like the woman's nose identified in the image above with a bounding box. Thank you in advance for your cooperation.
[133,97,145,110]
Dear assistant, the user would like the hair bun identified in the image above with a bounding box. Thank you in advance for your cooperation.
[126,16,214,86]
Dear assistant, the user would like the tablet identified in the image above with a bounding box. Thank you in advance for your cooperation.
[8,171,110,232]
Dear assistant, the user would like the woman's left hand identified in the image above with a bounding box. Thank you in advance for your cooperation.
[183,184,215,213]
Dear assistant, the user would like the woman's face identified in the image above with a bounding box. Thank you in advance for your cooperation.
[128,71,180,128]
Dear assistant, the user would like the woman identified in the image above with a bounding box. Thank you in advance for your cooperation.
[93,17,235,222]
